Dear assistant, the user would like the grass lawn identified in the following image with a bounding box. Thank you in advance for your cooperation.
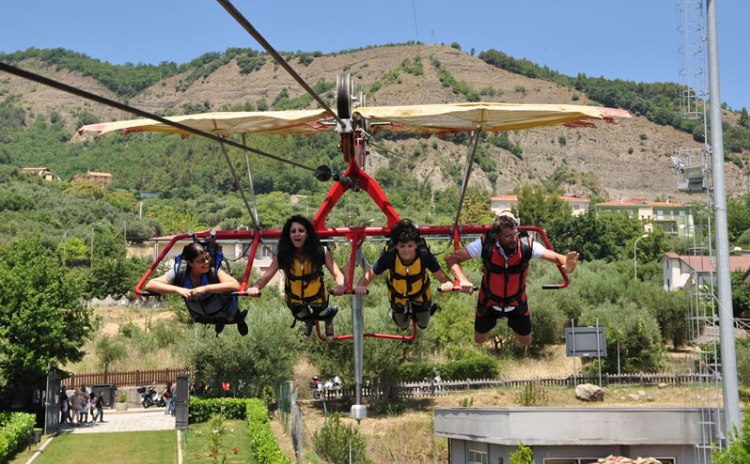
[14,430,177,464]
[8,418,257,464]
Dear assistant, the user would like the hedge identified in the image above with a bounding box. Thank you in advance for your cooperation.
[0,412,36,463]
[187,397,290,464]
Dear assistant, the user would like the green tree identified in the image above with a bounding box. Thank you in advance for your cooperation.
[95,335,128,379]
[731,270,750,317]
[712,410,750,464]
[514,184,572,227]
[0,237,94,402]
[510,443,534,464]
[184,300,299,397]
[313,413,368,464]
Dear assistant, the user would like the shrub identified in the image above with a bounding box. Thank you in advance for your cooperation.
[189,397,249,423]
[517,383,548,406]
[245,399,290,464]
[510,443,534,464]
[0,412,35,463]
[441,353,499,380]
[313,413,368,464]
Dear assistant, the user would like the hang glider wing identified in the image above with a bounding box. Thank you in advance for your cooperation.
[77,103,630,138]
[356,103,631,135]
[77,109,332,138]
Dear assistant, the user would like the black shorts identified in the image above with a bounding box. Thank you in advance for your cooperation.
[474,302,531,336]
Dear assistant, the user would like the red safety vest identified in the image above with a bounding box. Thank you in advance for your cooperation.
[478,232,533,309]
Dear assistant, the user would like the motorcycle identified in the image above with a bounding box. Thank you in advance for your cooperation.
[137,385,165,408]
[310,375,341,400]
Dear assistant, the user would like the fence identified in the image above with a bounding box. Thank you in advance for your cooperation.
[67,369,715,399]
[67,368,188,388]
[312,372,717,401]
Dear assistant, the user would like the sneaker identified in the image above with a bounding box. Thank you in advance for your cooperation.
[324,317,335,342]
[302,319,314,340]
[237,310,249,336]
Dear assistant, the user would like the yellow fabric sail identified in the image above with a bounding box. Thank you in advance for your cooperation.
[77,103,630,138]
[77,109,332,138]
[356,103,631,134]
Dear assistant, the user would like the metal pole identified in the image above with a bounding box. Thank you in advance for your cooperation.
[350,293,367,421]
[706,0,742,439]
[596,319,602,387]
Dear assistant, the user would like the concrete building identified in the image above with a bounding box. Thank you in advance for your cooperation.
[593,198,694,238]
[74,171,113,187]
[490,195,591,218]
[21,166,60,181]
[662,251,750,291]
[434,407,715,464]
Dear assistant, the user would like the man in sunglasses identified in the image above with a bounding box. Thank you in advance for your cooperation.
[446,211,578,346]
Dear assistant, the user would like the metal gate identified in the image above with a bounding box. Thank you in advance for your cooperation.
[44,371,62,435]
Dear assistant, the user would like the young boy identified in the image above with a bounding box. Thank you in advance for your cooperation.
[354,219,454,329]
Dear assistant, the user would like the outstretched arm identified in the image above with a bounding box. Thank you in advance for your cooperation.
[541,249,579,273]
[432,269,456,292]
[445,247,475,293]
[325,248,346,295]
[355,268,378,295]
[248,255,279,295]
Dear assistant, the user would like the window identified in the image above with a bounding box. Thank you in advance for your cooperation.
[261,245,273,258]
[469,449,488,464]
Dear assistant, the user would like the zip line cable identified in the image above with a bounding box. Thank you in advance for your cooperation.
[0,61,329,178]
[216,0,346,129]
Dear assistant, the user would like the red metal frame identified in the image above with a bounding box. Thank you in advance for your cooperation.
[136,123,570,341]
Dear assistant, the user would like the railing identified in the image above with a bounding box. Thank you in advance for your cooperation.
[67,368,716,399]
[311,372,717,401]
[67,368,188,388]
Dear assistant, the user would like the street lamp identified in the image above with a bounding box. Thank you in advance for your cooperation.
[633,234,649,280]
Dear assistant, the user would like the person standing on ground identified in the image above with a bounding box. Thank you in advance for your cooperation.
[95,391,104,423]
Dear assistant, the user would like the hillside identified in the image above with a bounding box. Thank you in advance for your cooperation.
[2,44,749,202]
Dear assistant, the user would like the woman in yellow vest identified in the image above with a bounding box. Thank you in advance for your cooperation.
[355,219,454,329]
[249,215,345,341]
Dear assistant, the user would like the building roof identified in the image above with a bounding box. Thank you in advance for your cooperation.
[86,171,113,177]
[491,194,590,203]
[663,252,750,273]
[596,198,688,207]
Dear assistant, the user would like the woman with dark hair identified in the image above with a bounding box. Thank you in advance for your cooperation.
[249,215,345,341]
[145,242,249,336]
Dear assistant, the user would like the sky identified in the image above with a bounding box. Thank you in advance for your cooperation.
[1,1,748,112]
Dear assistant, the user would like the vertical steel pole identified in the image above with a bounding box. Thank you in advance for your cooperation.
[350,293,367,421]
[706,0,742,439]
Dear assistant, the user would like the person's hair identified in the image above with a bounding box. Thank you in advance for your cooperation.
[277,215,324,273]
[390,219,420,244]
[491,211,518,234]
[181,242,207,263]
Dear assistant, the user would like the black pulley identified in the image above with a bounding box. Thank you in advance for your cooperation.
[336,73,352,119]
[314,165,333,182]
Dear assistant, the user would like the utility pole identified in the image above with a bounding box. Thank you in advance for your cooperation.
[706,0,742,440]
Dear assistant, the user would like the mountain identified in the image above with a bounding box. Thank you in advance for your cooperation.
[2,44,748,202]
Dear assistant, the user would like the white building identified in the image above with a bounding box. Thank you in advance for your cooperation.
[490,195,590,218]
[662,252,750,291]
